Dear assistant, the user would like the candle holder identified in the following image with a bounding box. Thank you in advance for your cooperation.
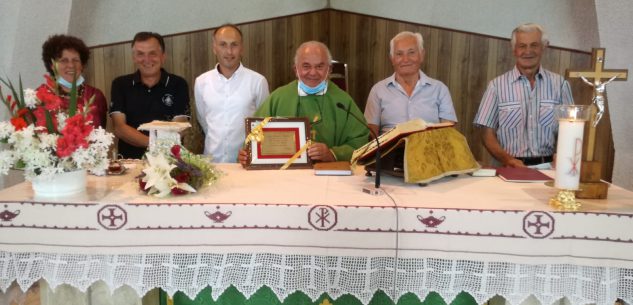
[549,105,590,210]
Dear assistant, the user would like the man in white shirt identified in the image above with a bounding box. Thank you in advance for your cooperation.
[194,24,269,162]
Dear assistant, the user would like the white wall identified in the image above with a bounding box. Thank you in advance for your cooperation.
[331,0,599,52]
[595,0,633,189]
[0,0,72,90]
[68,0,328,47]
[0,3,21,99]
[0,0,73,189]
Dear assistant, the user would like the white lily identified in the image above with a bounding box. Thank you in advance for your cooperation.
[142,154,177,197]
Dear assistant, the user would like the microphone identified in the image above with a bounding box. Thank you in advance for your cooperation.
[335,102,382,194]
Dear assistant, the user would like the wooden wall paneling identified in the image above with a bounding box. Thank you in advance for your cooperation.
[447,32,470,134]
[102,44,130,102]
[425,26,440,78]
[329,10,363,104]
[485,39,499,82]
[495,40,513,76]
[190,30,211,80]
[353,14,375,110]
[170,35,192,83]
[364,16,381,96]
[270,18,291,90]
[466,35,491,163]
[170,34,197,153]
[85,47,112,131]
[240,23,252,70]
[86,48,105,95]
[263,20,276,82]
[162,36,175,74]
[328,10,348,62]
[207,29,217,69]
[99,43,131,153]
[372,18,389,85]
[541,47,561,74]
[344,13,359,103]
[301,11,317,42]
[284,14,305,89]
[313,11,330,45]
[435,29,453,86]
[344,13,360,103]
[252,21,271,81]
[557,50,572,76]
[188,30,211,154]
[476,38,498,165]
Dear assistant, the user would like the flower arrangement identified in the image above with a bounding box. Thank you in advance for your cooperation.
[138,145,223,197]
[0,73,113,180]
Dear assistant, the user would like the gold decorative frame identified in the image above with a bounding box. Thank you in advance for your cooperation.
[244,117,312,169]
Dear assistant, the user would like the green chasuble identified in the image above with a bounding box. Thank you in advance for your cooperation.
[255,80,369,161]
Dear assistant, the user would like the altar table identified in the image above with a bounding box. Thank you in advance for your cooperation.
[1,163,632,305]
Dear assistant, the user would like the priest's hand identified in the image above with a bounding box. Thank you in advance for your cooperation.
[308,142,335,162]
[238,149,249,167]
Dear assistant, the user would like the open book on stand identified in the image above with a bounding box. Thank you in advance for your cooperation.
[350,119,480,184]
[351,119,454,165]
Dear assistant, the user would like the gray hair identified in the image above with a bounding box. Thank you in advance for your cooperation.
[511,23,549,49]
[294,41,333,66]
[390,31,424,57]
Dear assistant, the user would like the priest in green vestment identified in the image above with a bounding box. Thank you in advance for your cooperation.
[239,41,369,163]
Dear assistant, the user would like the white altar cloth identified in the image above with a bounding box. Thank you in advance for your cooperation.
[1,164,632,305]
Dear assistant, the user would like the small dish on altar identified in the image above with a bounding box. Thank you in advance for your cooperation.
[106,161,126,175]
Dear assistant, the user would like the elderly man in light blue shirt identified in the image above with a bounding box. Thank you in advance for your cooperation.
[364,31,457,135]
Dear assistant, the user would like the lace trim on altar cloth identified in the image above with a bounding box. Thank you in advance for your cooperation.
[1,252,631,305]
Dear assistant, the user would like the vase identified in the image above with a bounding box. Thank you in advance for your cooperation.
[31,169,87,197]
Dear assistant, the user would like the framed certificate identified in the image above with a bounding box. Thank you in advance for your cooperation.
[244,117,313,169]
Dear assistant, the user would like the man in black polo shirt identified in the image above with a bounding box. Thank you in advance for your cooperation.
[110,32,190,159]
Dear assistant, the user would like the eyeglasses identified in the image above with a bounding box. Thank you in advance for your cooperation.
[57,58,81,65]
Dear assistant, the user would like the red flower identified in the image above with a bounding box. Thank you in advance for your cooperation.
[17,108,29,117]
[7,95,16,112]
[171,145,182,159]
[174,171,189,183]
[171,187,188,195]
[44,74,56,89]
[56,137,70,157]
[10,117,27,130]
[36,86,63,111]
[55,114,93,158]
[32,107,57,131]
[138,178,149,193]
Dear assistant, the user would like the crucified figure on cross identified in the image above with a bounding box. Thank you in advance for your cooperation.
[580,75,618,127]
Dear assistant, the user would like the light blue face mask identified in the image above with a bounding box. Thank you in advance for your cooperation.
[299,79,328,95]
[57,75,85,89]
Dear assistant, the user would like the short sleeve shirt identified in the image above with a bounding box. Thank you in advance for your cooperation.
[473,66,574,158]
[364,71,457,134]
[110,69,190,158]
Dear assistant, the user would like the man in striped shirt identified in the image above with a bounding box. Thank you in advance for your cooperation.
[473,23,573,168]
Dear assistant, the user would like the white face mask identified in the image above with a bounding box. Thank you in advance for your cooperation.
[296,69,328,95]
[57,75,85,89]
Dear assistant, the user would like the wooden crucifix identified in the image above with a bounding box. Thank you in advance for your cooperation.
[566,48,628,199]
[566,48,627,161]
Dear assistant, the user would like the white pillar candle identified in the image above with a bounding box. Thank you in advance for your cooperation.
[555,120,585,190]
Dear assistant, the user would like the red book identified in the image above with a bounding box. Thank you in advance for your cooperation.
[496,167,553,183]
